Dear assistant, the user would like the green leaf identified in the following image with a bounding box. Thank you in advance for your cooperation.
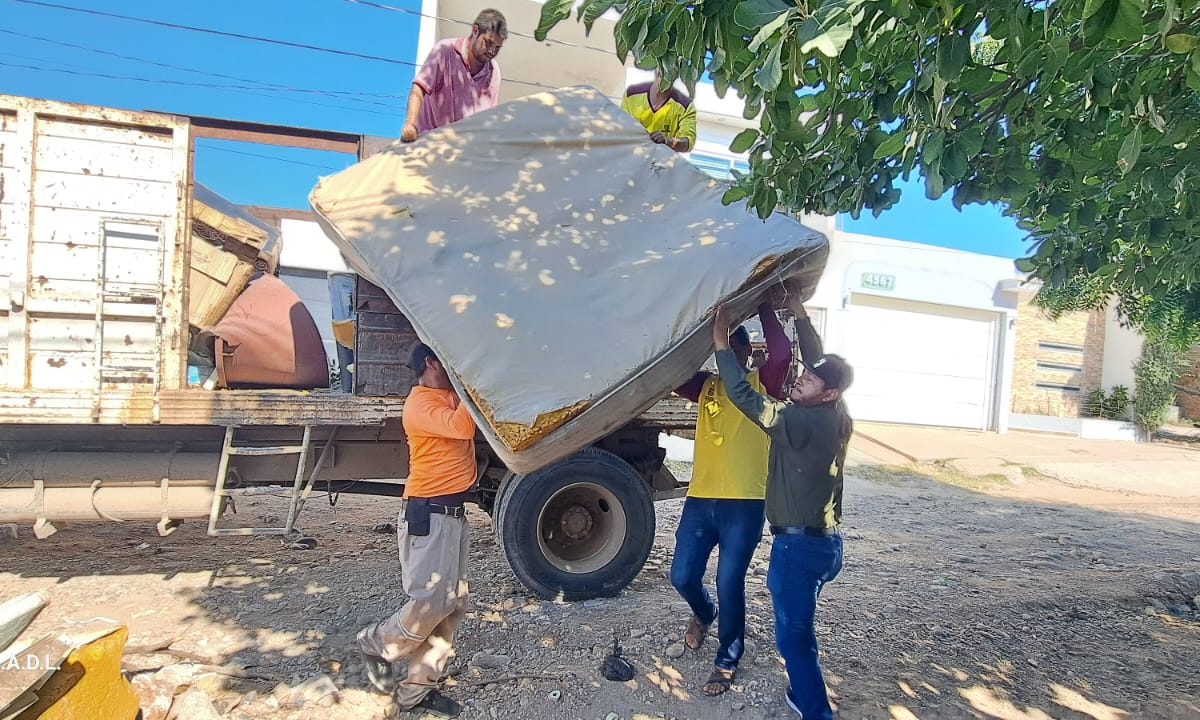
[925,170,947,199]
[1160,0,1179,36]
[1164,33,1199,53]
[1117,125,1142,175]
[723,186,750,204]
[730,128,759,154]
[749,8,794,53]
[535,0,574,41]
[578,0,617,33]
[923,131,945,165]
[754,42,784,91]
[873,130,908,160]
[1107,0,1146,41]
[734,0,791,29]
[958,126,985,157]
[942,143,968,178]
[936,34,969,82]
[1014,257,1037,273]
[1083,0,1120,42]
[797,0,862,58]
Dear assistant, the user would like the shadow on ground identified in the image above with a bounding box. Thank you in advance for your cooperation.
[1,462,1199,719]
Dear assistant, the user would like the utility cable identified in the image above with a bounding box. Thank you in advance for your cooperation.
[8,0,561,91]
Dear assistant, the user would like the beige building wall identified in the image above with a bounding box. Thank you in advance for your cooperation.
[1179,346,1200,421]
[1010,297,1106,417]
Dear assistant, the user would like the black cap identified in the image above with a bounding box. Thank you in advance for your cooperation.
[408,342,437,373]
[807,354,853,391]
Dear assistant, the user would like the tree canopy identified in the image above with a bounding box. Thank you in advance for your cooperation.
[538,0,1200,327]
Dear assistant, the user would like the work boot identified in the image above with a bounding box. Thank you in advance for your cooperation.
[360,650,394,693]
[356,627,394,693]
[403,689,461,718]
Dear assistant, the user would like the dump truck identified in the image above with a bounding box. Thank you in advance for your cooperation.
[0,94,707,600]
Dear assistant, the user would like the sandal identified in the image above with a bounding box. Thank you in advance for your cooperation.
[684,613,714,651]
[702,667,735,697]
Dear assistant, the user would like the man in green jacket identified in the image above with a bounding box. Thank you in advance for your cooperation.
[711,303,854,720]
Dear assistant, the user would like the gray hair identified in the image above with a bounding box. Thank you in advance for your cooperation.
[473,9,508,39]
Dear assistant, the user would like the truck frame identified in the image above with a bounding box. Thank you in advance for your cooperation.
[0,94,697,600]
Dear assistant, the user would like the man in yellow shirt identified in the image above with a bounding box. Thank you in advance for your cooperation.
[670,299,795,695]
[621,70,697,153]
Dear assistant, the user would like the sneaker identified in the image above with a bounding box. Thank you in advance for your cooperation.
[405,689,461,718]
[785,689,804,717]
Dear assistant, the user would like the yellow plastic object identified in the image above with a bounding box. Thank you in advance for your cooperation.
[17,626,139,720]
[332,318,356,349]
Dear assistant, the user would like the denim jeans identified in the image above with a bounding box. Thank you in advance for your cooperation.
[670,497,766,670]
[767,533,843,719]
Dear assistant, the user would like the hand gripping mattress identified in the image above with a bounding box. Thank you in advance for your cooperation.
[310,86,828,474]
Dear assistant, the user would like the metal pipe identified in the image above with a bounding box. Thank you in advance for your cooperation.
[0,486,215,523]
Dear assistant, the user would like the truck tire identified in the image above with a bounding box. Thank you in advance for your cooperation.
[498,447,654,601]
[491,470,518,539]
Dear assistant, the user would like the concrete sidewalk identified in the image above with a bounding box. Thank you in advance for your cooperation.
[854,422,1200,499]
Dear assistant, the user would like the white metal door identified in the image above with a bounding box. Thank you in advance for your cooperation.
[841,293,999,430]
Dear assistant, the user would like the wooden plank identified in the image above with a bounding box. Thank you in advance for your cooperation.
[5,105,33,390]
[33,133,174,181]
[35,115,173,148]
[30,209,168,248]
[29,240,100,282]
[190,235,239,283]
[0,389,697,429]
[163,120,190,392]
[0,388,406,425]
[28,316,157,354]
[29,350,94,389]
[0,94,184,135]
[188,115,359,155]
[188,257,253,328]
[32,171,176,213]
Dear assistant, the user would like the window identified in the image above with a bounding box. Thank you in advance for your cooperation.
[1038,341,1084,355]
[688,152,748,181]
[1036,382,1081,393]
[1037,361,1083,373]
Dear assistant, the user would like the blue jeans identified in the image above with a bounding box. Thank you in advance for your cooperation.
[768,534,843,720]
[670,497,765,670]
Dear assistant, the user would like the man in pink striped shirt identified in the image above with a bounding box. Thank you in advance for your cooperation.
[401,9,506,142]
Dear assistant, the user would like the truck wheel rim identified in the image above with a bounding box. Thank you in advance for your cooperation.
[536,481,627,574]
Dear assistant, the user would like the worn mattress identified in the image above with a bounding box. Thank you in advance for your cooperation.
[310,86,828,474]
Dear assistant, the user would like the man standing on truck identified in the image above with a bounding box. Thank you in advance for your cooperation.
[711,302,854,720]
[401,8,507,142]
[621,69,698,153]
[669,299,792,696]
[357,343,477,718]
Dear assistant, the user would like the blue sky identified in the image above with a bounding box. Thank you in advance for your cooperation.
[0,0,1029,259]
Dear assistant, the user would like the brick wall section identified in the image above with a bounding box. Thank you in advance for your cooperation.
[1179,346,1200,421]
[1011,297,1107,417]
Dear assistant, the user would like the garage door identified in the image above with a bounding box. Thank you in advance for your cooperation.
[840,293,999,430]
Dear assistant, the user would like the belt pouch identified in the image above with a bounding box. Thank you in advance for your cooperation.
[405,498,431,537]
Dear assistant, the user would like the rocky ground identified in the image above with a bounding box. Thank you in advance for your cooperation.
[2,459,1199,720]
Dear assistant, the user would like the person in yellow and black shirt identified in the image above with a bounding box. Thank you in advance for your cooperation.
[621,70,697,153]
[670,294,803,696]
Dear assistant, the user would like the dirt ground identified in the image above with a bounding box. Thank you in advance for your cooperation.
[2,459,1199,720]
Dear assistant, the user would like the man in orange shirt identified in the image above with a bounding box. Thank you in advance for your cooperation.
[357,342,476,718]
